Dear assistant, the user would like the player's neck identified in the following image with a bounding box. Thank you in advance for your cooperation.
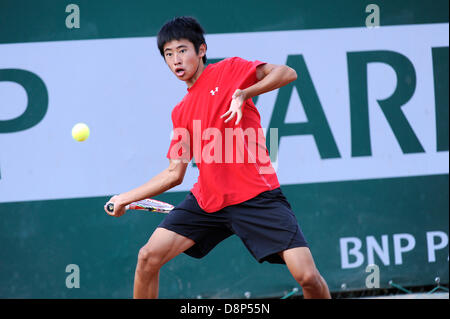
[186,60,205,89]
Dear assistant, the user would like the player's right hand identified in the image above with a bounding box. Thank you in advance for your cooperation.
[221,89,246,125]
[104,195,126,217]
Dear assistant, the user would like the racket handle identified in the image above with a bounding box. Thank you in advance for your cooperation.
[106,202,130,214]
[106,203,114,213]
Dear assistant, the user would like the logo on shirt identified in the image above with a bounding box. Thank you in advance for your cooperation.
[210,87,219,96]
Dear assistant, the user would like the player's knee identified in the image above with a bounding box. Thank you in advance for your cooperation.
[295,270,321,289]
[137,247,163,274]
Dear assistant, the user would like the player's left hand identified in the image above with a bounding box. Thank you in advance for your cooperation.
[104,195,126,217]
[221,89,246,125]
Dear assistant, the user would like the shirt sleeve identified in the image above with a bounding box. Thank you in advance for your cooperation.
[228,56,266,90]
[166,109,192,163]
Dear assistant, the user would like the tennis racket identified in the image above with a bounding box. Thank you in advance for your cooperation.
[106,198,174,214]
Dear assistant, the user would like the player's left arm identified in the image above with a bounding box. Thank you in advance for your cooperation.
[221,63,297,124]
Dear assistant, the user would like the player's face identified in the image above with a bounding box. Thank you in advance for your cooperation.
[163,39,205,84]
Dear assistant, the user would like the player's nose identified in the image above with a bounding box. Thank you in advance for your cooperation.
[173,52,182,64]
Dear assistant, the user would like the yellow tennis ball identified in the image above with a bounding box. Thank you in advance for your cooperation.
[72,123,90,142]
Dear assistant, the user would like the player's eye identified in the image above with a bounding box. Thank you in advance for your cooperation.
[165,52,172,57]
[180,49,186,53]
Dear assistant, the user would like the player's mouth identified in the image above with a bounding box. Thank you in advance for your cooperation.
[175,67,185,77]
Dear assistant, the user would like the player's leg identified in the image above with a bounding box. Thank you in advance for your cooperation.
[133,227,195,299]
[135,191,233,298]
[279,247,331,299]
[227,188,330,298]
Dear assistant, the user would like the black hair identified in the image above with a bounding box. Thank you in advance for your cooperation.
[157,16,207,64]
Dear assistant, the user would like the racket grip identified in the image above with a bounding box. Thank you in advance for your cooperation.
[106,202,130,214]
[106,203,114,213]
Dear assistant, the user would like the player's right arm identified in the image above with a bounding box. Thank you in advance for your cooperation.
[104,159,188,217]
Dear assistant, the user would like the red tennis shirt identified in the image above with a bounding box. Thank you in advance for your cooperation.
[167,57,280,212]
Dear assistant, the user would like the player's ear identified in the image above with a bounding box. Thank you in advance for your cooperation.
[199,43,206,58]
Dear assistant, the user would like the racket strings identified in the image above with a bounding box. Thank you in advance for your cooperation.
[135,199,173,211]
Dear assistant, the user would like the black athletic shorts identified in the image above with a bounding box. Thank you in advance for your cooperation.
[158,187,309,264]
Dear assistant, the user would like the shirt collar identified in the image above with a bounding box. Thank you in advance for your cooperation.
[187,64,211,92]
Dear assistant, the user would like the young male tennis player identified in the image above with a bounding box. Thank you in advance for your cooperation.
[105,16,331,299]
